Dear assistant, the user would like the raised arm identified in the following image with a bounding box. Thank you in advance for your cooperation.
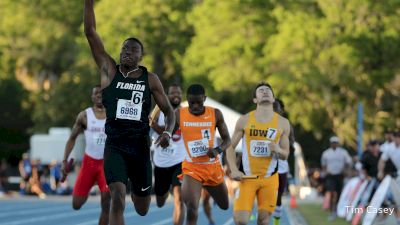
[61,111,85,176]
[226,115,247,181]
[84,0,116,88]
[149,73,175,148]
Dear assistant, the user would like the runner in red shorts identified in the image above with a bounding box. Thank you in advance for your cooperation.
[62,85,110,225]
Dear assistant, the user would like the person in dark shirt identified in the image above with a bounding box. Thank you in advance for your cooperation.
[361,140,381,178]
[84,0,175,224]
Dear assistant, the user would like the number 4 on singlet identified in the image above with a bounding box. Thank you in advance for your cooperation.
[201,129,211,140]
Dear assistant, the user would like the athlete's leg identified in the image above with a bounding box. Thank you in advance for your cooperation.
[72,196,89,210]
[234,211,252,225]
[154,166,171,208]
[233,179,257,225]
[156,192,169,207]
[204,183,229,210]
[97,159,111,225]
[202,189,215,225]
[255,174,279,225]
[257,210,270,225]
[72,156,97,210]
[109,182,126,225]
[182,175,203,225]
[99,191,111,225]
[103,146,129,225]
[130,156,152,216]
[273,173,287,225]
[131,194,151,216]
[172,185,184,225]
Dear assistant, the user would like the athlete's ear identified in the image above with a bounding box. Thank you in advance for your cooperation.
[253,97,257,104]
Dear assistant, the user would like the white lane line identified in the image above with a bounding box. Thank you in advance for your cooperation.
[0,205,78,218]
[75,204,173,225]
[0,207,101,225]
[222,218,234,225]
[148,207,204,225]
[149,218,173,225]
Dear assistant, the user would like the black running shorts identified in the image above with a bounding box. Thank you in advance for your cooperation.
[153,163,182,196]
[104,137,152,197]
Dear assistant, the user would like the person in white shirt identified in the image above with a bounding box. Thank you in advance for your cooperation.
[380,130,397,176]
[272,98,295,225]
[61,85,110,225]
[378,131,400,180]
[321,136,352,221]
[151,84,186,225]
[380,130,395,153]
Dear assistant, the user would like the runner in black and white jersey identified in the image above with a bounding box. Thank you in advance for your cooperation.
[84,0,175,223]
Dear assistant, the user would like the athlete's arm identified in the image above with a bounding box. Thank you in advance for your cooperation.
[84,0,116,88]
[226,115,247,181]
[150,112,164,135]
[207,109,231,158]
[269,117,290,160]
[149,73,175,148]
[61,111,85,176]
[289,124,295,150]
[377,153,388,180]
[174,108,180,134]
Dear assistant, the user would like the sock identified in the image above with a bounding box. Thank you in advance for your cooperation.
[273,217,281,225]
[273,205,282,218]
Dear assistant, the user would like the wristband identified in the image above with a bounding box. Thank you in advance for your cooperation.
[214,146,223,154]
[162,131,172,139]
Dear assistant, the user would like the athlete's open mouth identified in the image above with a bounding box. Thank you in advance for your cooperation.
[122,56,133,63]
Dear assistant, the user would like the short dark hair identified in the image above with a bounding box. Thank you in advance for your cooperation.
[124,37,144,55]
[169,83,181,89]
[253,82,274,98]
[187,84,205,96]
[368,140,379,146]
[168,83,182,93]
[92,85,101,94]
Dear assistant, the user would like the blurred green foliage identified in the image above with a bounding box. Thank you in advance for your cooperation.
[0,0,399,166]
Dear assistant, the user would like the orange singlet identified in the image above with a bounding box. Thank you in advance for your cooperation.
[179,106,224,186]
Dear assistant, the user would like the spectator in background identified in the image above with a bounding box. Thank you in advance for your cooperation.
[361,140,381,179]
[360,140,381,203]
[378,131,400,180]
[381,130,395,153]
[49,160,62,193]
[18,153,32,195]
[0,159,8,196]
[321,136,352,221]
[35,159,44,182]
[380,130,397,176]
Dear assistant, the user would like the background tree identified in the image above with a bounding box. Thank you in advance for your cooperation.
[0,0,399,167]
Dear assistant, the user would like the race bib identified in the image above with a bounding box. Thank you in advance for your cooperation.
[187,139,209,157]
[116,91,143,121]
[160,146,175,157]
[93,133,106,146]
[250,140,270,157]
